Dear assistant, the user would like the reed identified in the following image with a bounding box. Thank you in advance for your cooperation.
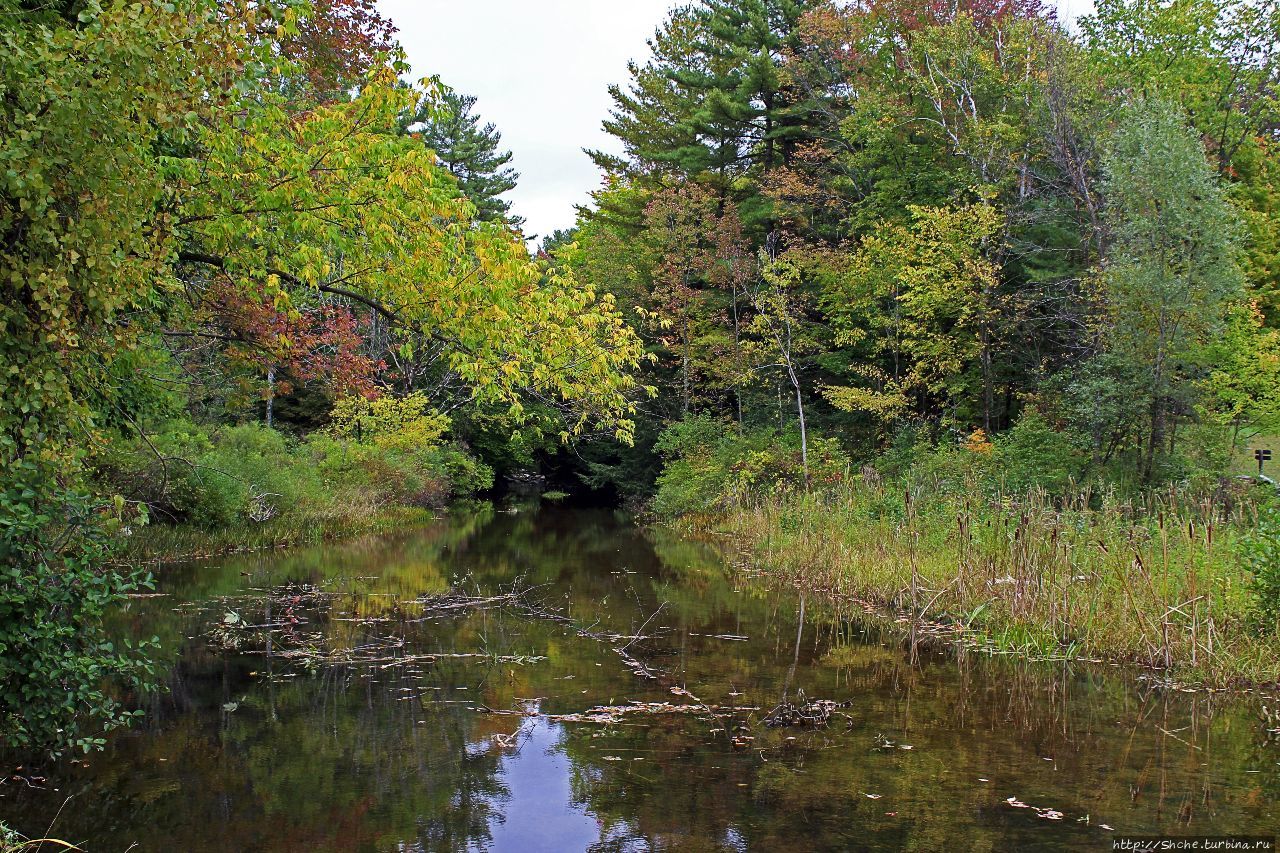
[712,478,1280,686]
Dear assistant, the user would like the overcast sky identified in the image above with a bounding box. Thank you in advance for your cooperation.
[379,1,1097,247]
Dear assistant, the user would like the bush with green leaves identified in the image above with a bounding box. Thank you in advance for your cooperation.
[1240,505,1280,633]
[0,464,155,756]
[993,408,1088,496]
[652,416,850,518]
[104,422,317,528]
[104,416,493,531]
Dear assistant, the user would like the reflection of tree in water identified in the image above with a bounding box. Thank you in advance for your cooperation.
[5,507,1278,850]
[16,637,516,850]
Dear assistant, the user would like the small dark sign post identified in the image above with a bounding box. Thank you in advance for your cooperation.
[1256,448,1272,475]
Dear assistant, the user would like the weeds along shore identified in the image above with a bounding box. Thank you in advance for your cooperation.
[120,504,442,563]
[694,480,1280,689]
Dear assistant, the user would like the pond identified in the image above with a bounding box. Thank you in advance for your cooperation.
[2,506,1277,851]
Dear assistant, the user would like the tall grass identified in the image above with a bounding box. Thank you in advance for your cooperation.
[713,477,1280,686]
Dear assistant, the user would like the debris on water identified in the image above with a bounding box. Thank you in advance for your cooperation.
[871,733,914,751]
[477,700,757,726]
[764,692,852,728]
[1006,796,1068,822]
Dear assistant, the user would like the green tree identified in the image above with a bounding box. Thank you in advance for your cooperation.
[1082,0,1280,172]
[178,76,648,442]
[594,1,818,231]
[1098,99,1245,483]
[820,202,1005,432]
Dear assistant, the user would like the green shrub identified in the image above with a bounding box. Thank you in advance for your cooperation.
[652,416,731,518]
[306,433,492,510]
[652,416,850,518]
[106,413,493,531]
[0,464,155,756]
[1241,506,1280,632]
[994,408,1087,496]
[908,442,996,500]
[874,423,932,480]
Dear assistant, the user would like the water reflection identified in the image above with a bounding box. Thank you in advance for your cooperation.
[1,507,1276,851]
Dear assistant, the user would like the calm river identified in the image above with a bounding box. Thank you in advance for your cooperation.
[2,506,1277,851]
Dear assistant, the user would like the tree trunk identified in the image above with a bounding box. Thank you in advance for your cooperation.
[681,339,691,417]
[783,357,809,488]
[732,285,743,432]
[981,325,993,433]
[1144,395,1165,485]
[794,373,809,488]
[1143,336,1169,484]
[265,365,275,429]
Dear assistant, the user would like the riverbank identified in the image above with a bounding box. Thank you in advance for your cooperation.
[108,419,495,563]
[699,484,1280,688]
[122,504,443,562]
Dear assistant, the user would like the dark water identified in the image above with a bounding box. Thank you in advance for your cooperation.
[3,506,1278,851]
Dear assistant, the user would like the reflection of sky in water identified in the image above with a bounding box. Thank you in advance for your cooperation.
[1,508,1276,851]
[480,721,600,853]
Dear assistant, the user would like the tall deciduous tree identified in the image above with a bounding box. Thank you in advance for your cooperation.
[1098,99,1244,482]
[820,202,1005,431]
[177,76,647,441]
[0,0,280,756]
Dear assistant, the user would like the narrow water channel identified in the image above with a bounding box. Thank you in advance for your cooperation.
[2,506,1277,851]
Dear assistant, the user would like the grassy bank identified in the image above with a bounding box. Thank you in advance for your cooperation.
[102,415,495,563]
[706,482,1280,688]
[121,504,442,562]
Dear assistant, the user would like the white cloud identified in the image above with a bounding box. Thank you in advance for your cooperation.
[379,1,1097,247]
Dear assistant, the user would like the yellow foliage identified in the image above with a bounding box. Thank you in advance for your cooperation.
[965,429,994,455]
[329,393,449,452]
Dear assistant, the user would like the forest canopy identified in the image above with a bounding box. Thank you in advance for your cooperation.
[564,0,1280,507]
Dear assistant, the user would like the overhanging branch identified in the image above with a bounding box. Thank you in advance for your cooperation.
[177,249,402,324]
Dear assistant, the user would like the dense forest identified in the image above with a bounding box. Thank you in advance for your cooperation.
[3,0,1280,761]
[565,0,1280,504]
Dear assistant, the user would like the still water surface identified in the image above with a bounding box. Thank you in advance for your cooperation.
[3,506,1277,851]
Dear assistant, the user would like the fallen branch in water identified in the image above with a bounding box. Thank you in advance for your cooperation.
[764,693,854,728]
[515,598,664,679]
[476,700,760,724]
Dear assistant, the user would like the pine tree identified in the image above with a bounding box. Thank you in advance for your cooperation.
[593,1,818,232]
[408,90,523,228]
